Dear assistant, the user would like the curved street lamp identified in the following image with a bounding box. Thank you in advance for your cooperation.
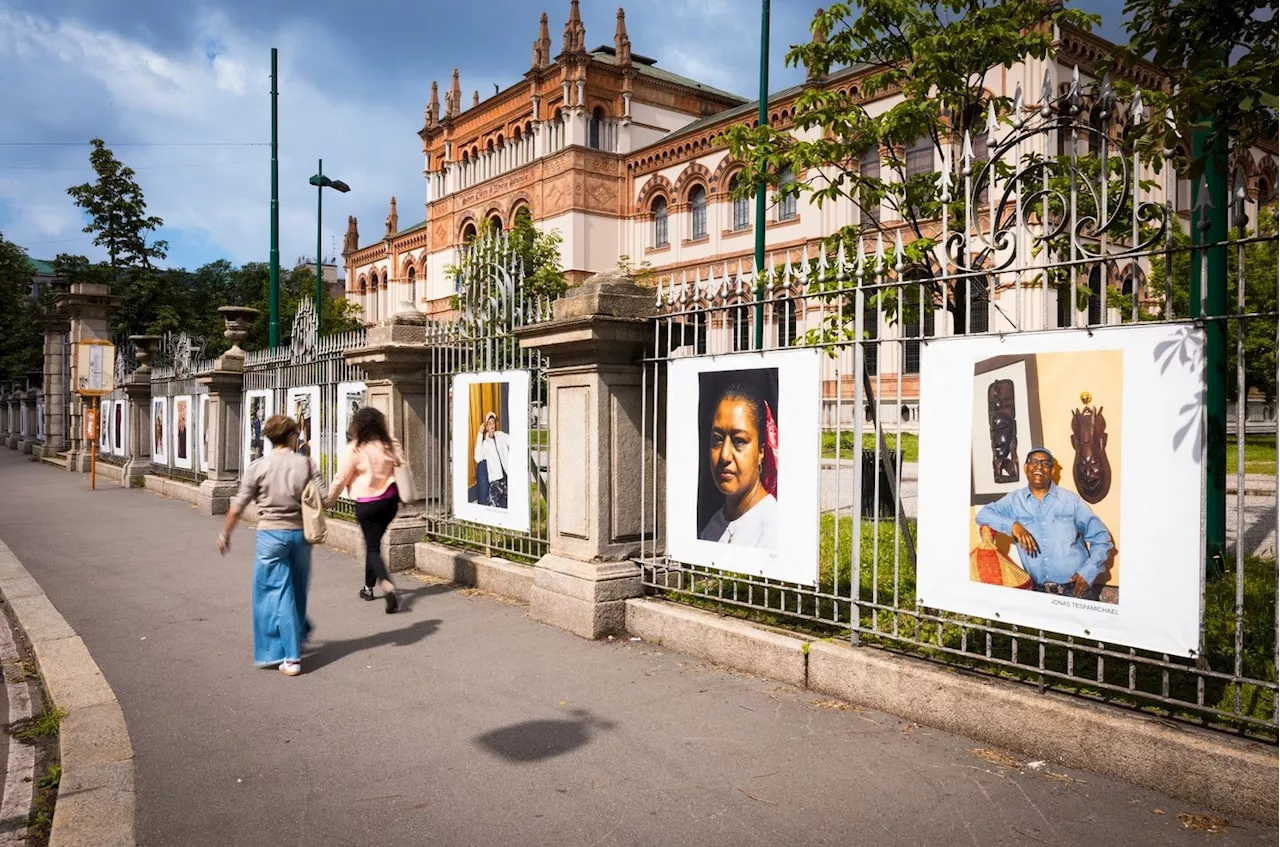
[308,159,350,341]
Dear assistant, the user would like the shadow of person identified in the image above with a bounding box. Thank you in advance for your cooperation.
[395,580,456,614]
[473,708,616,763]
[304,618,442,672]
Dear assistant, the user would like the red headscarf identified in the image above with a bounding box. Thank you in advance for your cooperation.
[760,400,779,498]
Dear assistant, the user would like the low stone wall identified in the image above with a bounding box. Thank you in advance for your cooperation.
[414,542,533,603]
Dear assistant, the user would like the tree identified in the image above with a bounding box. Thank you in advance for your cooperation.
[724,0,1101,340]
[0,235,45,381]
[445,212,568,326]
[1147,204,1278,403]
[1112,0,1278,170]
[66,139,167,269]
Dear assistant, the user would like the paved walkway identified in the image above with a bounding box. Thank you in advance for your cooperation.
[0,450,1271,846]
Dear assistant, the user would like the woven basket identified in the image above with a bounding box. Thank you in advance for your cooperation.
[970,525,1032,589]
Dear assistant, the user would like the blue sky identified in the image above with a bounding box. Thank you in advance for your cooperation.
[0,0,1126,273]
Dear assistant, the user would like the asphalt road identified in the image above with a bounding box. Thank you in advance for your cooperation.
[0,450,1270,846]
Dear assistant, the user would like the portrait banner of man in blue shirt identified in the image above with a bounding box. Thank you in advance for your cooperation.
[975,447,1114,600]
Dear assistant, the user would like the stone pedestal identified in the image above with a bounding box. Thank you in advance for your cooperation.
[20,389,41,454]
[515,272,655,639]
[344,310,432,571]
[3,393,18,449]
[40,316,69,456]
[55,281,117,473]
[196,353,245,515]
[120,374,153,487]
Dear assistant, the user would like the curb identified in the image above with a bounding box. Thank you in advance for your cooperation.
[624,597,1279,826]
[0,538,136,847]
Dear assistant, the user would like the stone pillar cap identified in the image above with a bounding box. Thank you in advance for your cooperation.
[553,269,654,321]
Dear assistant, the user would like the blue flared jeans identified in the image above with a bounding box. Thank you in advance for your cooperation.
[252,529,312,666]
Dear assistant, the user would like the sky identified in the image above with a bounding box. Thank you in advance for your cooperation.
[0,0,1126,275]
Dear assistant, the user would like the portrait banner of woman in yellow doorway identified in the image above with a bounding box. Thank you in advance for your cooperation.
[451,371,531,533]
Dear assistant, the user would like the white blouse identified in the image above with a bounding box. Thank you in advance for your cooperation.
[474,430,510,481]
[698,493,778,550]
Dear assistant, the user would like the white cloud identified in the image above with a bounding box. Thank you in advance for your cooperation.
[0,4,422,272]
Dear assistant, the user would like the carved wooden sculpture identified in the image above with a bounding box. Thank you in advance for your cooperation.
[1071,391,1111,504]
[987,379,1019,483]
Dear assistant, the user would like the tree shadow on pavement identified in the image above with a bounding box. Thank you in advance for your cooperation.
[304,618,442,672]
[474,709,616,763]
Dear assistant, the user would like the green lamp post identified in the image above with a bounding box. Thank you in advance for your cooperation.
[308,159,350,342]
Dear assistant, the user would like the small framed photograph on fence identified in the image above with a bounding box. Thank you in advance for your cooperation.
[112,398,126,457]
[451,371,531,533]
[286,386,321,460]
[665,348,823,587]
[199,394,210,472]
[243,389,274,471]
[151,397,168,464]
[173,395,194,470]
[99,400,112,453]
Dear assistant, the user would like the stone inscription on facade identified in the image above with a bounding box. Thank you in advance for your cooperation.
[456,168,538,208]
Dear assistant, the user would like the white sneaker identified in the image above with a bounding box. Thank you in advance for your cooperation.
[279,661,302,676]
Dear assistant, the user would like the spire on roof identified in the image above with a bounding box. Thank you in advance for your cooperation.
[532,12,552,69]
[472,90,480,108]
[343,216,359,256]
[563,0,585,54]
[445,69,461,119]
[807,8,829,82]
[614,8,632,67]
[425,81,440,128]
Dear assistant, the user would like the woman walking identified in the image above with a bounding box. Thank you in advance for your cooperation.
[217,414,325,677]
[326,407,404,613]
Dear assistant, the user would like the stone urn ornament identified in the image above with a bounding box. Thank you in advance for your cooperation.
[129,335,162,374]
[1070,391,1111,504]
[217,306,260,355]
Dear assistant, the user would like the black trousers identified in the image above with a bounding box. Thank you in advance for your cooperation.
[354,496,399,588]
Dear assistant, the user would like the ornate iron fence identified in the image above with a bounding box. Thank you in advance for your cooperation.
[150,332,212,482]
[243,299,368,520]
[423,229,556,564]
[636,75,1279,739]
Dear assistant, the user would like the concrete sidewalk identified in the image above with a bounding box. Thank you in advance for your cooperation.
[0,450,1269,846]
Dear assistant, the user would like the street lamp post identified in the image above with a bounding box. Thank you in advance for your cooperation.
[308,159,350,342]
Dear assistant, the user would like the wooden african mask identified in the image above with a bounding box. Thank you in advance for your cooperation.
[1070,392,1111,504]
[987,378,1019,484]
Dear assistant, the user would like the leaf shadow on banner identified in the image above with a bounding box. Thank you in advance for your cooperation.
[1153,327,1205,465]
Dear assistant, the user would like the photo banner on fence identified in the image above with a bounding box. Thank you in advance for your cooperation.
[451,371,531,533]
[286,386,321,459]
[917,324,1206,656]
[243,390,274,471]
[173,395,194,470]
[666,348,822,586]
[151,397,167,464]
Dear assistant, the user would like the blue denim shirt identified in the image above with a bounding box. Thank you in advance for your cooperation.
[975,484,1113,586]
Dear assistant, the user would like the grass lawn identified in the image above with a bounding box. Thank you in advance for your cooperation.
[1227,435,1277,476]
[822,431,919,462]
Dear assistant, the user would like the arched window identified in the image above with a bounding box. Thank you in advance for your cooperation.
[407,266,417,306]
[461,222,477,243]
[689,185,707,240]
[965,274,990,333]
[488,214,503,232]
[652,196,669,248]
[588,107,604,149]
[730,173,750,231]
[513,204,533,229]
[777,296,798,347]
[1257,176,1274,204]
[777,168,797,221]
[733,303,751,352]
[906,136,933,215]
[859,149,880,224]
[1086,266,1102,325]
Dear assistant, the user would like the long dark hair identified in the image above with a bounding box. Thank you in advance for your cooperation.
[350,407,393,450]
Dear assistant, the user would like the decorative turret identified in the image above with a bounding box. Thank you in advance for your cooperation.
[614,8,632,67]
[425,81,440,128]
[473,90,480,108]
[445,68,461,120]
[343,216,359,256]
[532,12,552,69]
[563,0,586,55]
[807,8,829,82]
[385,197,398,239]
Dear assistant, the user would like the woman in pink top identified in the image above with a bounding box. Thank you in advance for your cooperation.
[325,407,405,612]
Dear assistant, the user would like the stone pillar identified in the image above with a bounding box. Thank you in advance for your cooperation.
[1,386,13,447]
[344,309,432,572]
[20,383,41,454]
[195,307,257,514]
[120,336,159,487]
[54,280,117,473]
[8,388,26,449]
[36,316,70,459]
[514,271,655,639]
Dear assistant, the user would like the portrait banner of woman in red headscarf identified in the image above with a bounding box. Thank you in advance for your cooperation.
[667,349,822,586]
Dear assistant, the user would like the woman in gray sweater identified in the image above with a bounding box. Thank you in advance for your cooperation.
[217,414,326,676]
